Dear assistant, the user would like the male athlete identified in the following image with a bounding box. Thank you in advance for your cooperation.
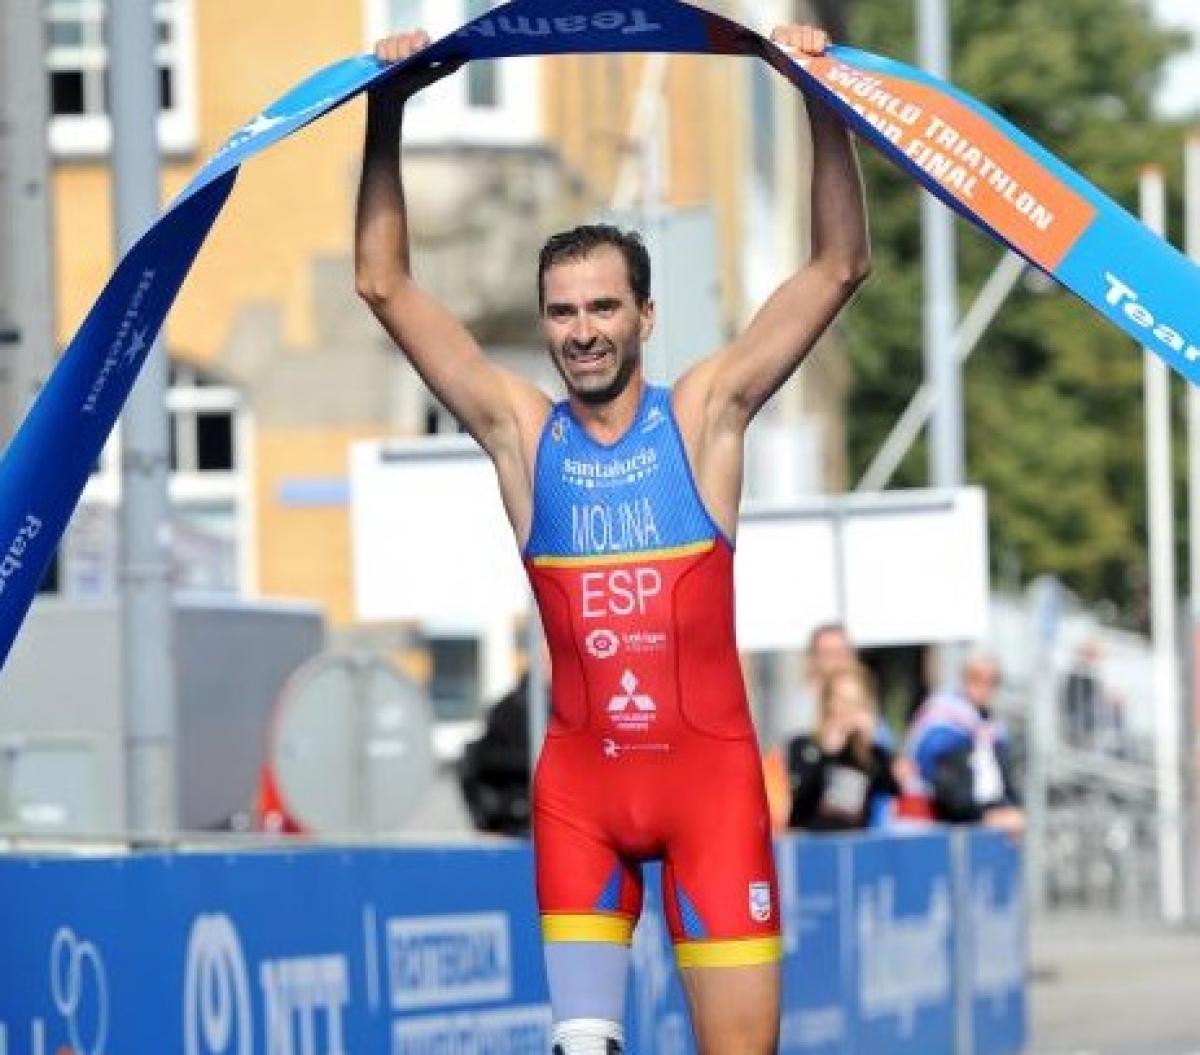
[356,24,868,1055]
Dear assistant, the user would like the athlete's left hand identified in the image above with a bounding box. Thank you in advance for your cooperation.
[770,24,831,57]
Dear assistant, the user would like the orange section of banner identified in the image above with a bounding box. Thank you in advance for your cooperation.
[799,56,1097,271]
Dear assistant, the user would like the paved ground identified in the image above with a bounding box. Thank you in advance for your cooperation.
[1028,915,1200,1055]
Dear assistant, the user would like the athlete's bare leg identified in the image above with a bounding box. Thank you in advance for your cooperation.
[681,962,781,1054]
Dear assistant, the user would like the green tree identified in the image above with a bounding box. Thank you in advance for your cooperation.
[842,0,1189,617]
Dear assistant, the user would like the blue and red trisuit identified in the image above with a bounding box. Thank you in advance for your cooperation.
[524,385,780,968]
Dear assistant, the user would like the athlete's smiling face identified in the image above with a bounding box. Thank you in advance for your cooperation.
[541,246,655,406]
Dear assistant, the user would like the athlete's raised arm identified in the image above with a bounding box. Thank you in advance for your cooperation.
[354,32,548,465]
[674,25,870,529]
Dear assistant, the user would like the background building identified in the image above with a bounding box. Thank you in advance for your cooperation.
[9,0,845,722]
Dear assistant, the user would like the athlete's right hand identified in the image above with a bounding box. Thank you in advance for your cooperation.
[374,29,431,65]
[371,30,463,101]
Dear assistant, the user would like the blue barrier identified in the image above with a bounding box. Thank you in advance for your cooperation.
[0,830,1024,1054]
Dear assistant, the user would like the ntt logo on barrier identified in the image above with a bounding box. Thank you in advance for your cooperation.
[182,913,351,1055]
[183,915,253,1055]
[457,8,665,39]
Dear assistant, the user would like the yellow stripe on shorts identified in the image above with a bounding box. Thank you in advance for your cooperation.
[674,936,783,968]
[541,912,636,945]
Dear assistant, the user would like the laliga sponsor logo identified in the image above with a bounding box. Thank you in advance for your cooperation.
[458,8,665,40]
[585,628,620,659]
[0,514,43,598]
[1105,272,1200,363]
[81,267,157,415]
[49,927,108,1055]
[184,914,253,1055]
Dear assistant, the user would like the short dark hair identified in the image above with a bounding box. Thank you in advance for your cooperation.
[538,224,651,310]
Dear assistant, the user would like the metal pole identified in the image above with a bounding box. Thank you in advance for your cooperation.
[110,0,178,834]
[917,0,963,687]
[0,0,56,447]
[1184,134,1200,918]
[1140,165,1185,923]
[610,54,670,213]
[1024,575,1061,918]
[917,0,962,491]
[856,251,1026,492]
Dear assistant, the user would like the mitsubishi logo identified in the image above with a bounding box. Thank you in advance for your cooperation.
[608,669,655,714]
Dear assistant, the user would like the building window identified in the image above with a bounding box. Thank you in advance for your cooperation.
[426,636,481,720]
[168,363,238,474]
[45,0,197,157]
[423,397,466,437]
[363,0,538,145]
[72,359,245,596]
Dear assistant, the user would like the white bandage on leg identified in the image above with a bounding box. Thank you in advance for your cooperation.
[551,1018,624,1054]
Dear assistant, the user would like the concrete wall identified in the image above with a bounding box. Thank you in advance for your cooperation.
[0,598,324,833]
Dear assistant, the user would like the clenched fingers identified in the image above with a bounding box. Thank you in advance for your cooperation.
[770,24,831,57]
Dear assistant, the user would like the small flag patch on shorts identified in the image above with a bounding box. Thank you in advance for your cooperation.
[749,881,772,923]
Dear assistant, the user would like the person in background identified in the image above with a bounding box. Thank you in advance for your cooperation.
[1063,637,1104,749]
[457,672,533,837]
[786,664,900,831]
[902,651,1024,835]
[780,622,857,744]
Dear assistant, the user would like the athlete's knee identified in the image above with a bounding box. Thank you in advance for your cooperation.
[551,1018,624,1054]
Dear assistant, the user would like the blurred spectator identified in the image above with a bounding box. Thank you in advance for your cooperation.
[785,665,900,831]
[1063,638,1104,749]
[902,651,1024,836]
[780,622,857,744]
[1096,689,1128,757]
[457,673,533,836]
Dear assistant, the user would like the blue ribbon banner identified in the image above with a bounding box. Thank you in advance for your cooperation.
[2,0,1199,666]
